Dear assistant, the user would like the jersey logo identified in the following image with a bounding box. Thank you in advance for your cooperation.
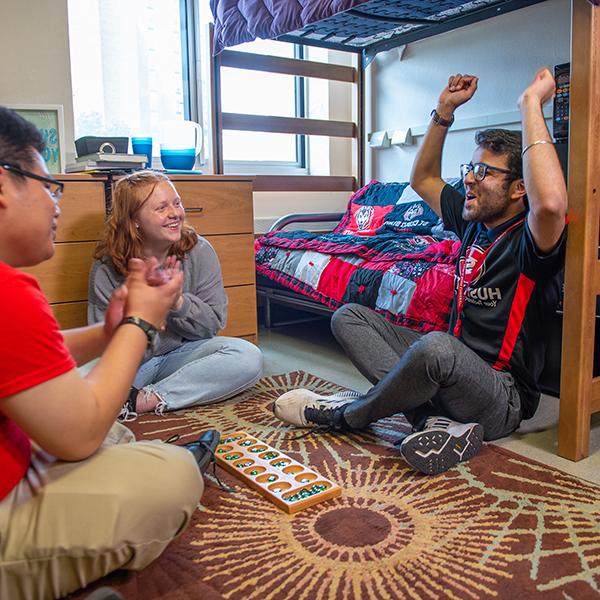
[403,203,424,221]
[457,244,486,286]
[355,205,375,231]
[456,245,504,306]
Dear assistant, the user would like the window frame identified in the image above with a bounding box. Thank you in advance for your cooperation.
[216,42,309,175]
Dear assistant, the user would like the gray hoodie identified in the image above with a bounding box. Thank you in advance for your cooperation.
[88,236,228,360]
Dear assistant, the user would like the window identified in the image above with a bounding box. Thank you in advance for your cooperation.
[219,39,307,173]
[67,0,188,151]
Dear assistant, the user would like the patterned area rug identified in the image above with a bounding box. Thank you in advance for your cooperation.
[75,372,600,600]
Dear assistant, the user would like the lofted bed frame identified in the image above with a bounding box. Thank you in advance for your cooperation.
[211,0,599,461]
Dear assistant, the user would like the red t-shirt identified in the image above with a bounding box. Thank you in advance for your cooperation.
[0,262,76,500]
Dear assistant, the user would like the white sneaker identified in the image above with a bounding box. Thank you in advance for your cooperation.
[273,389,360,427]
[400,416,484,475]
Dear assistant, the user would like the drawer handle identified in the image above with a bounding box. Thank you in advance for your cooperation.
[185,207,204,214]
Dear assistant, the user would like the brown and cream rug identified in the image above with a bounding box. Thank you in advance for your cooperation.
[74,372,600,600]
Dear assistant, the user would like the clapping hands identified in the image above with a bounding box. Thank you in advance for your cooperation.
[144,256,184,311]
[124,258,184,330]
[104,256,184,340]
[145,255,180,286]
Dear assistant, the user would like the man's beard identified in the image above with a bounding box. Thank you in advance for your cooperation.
[462,186,511,223]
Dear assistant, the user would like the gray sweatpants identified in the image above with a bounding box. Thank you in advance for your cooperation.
[331,304,523,441]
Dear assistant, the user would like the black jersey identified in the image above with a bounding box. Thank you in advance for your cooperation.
[441,184,566,419]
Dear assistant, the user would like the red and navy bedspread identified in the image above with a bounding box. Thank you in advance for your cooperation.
[255,180,464,333]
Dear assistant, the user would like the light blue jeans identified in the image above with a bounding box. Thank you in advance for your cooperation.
[134,336,263,411]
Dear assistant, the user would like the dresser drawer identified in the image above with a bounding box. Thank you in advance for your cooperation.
[56,181,106,242]
[206,234,255,286]
[52,301,88,329]
[52,293,257,338]
[177,181,253,235]
[220,285,257,337]
[22,242,95,303]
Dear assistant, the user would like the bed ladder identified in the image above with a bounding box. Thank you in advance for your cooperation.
[558,0,600,461]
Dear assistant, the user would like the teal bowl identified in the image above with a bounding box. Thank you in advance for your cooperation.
[160,149,196,170]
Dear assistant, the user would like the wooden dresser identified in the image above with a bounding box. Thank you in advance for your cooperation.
[22,174,257,343]
[171,175,257,343]
[21,174,106,329]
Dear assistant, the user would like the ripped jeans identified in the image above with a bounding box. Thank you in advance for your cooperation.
[133,336,263,410]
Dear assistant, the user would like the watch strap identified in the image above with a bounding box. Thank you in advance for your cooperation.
[119,316,158,349]
[430,109,455,128]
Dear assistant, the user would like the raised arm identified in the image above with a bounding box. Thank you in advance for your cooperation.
[410,74,479,216]
[518,67,567,252]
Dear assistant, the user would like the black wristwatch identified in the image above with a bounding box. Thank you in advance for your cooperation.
[119,316,158,349]
[430,109,455,128]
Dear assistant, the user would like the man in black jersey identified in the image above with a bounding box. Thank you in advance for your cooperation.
[272,68,567,475]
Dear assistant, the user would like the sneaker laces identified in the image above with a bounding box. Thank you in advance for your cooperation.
[295,390,360,436]
[423,416,454,430]
[319,390,361,403]
[117,389,138,423]
[302,390,360,425]
[153,395,167,416]
[118,405,138,422]
[305,405,342,426]
[288,425,333,441]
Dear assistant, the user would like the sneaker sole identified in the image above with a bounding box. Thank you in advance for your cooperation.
[400,423,484,475]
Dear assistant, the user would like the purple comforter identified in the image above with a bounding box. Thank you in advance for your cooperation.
[211,0,370,53]
[211,0,600,53]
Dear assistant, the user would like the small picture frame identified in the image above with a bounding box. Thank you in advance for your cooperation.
[8,104,66,174]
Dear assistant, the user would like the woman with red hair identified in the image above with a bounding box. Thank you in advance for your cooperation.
[89,170,263,420]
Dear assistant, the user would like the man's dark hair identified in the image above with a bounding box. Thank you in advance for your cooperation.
[475,128,523,181]
[0,106,45,172]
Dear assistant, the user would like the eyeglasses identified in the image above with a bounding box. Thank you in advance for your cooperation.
[1,163,64,201]
[460,162,512,182]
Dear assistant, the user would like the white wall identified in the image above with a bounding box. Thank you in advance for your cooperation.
[1,0,76,161]
[366,0,571,183]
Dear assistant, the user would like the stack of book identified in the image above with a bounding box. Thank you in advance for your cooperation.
[65,153,148,173]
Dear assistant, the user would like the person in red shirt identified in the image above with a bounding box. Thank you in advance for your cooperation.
[0,107,219,600]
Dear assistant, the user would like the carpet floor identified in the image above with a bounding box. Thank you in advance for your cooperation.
[73,372,600,600]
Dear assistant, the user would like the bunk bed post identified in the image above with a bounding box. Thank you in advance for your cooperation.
[558,0,600,461]
[352,52,365,188]
[209,24,225,175]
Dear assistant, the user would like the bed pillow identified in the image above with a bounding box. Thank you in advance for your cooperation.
[333,181,409,237]
[378,178,465,235]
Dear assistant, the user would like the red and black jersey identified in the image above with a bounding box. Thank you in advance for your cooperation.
[441,184,566,419]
